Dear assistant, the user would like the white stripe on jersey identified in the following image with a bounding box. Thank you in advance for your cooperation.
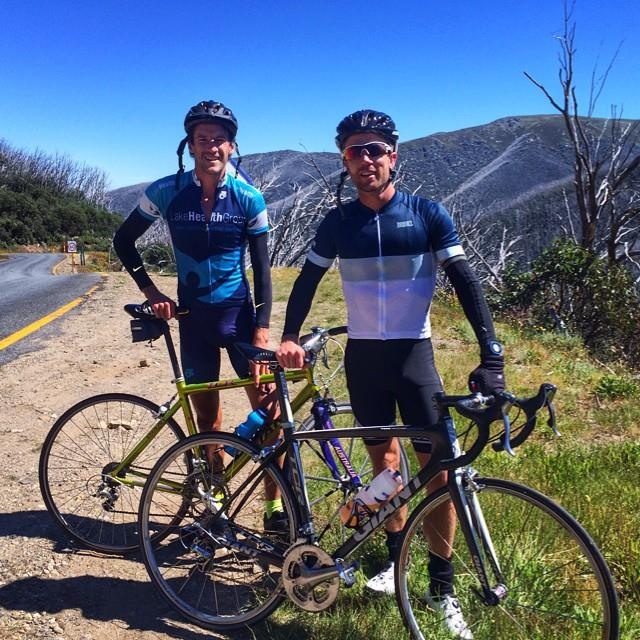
[307,249,335,269]
[138,192,162,220]
[247,209,269,233]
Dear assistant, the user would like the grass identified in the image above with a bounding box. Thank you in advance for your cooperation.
[261,268,640,639]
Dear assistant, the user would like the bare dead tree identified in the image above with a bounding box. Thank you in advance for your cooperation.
[264,153,341,267]
[448,198,521,292]
[524,0,640,264]
[246,160,284,199]
[0,138,110,206]
[268,182,336,267]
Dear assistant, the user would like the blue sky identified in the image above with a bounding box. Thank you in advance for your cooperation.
[2,0,639,189]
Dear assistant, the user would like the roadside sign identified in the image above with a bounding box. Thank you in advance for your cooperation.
[67,240,77,253]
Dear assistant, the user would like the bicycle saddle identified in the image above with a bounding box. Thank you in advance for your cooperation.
[124,303,156,319]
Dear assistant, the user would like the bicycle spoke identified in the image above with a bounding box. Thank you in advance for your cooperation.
[397,478,617,640]
[40,394,184,554]
[139,432,297,630]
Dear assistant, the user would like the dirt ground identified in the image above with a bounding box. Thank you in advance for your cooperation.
[0,266,286,640]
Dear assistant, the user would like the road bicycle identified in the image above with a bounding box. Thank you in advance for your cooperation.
[137,342,619,640]
[39,303,409,555]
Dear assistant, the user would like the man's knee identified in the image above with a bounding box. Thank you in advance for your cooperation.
[366,438,401,469]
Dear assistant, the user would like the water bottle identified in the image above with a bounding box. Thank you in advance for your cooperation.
[224,408,269,457]
[340,467,403,528]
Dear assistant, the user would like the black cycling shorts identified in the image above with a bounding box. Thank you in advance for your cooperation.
[344,338,444,453]
[178,302,256,383]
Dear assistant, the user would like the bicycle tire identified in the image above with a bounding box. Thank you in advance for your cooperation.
[39,393,185,554]
[395,476,619,640]
[138,431,299,631]
[298,403,411,547]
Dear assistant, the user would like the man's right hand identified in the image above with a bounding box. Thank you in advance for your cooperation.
[142,285,176,320]
[276,335,306,369]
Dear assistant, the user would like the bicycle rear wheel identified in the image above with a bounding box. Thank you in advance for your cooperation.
[138,431,299,631]
[39,393,185,554]
[396,476,619,640]
[298,403,411,547]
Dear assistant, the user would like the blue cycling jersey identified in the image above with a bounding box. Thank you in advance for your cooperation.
[306,191,464,339]
[136,169,268,308]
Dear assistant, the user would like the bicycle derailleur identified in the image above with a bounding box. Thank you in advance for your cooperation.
[94,462,124,512]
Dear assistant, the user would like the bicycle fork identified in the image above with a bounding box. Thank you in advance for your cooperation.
[449,467,508,606]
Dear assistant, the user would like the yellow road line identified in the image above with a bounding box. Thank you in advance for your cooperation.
[0,285,100,351]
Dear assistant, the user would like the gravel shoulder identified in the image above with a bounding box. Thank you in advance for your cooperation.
[0,270,285,640]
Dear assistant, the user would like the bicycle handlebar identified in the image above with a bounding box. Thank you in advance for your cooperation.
[436,383,557,470]
[492,382,559,452]
[299,326,347,356]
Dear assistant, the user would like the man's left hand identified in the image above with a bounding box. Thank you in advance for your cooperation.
[468,353,505,396]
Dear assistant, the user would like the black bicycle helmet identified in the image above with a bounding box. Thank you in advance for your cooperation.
[335,109,399,150]
[184,100,238,140]
[175,100,240,188]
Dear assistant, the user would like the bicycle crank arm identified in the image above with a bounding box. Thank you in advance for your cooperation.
[290,564,340,588]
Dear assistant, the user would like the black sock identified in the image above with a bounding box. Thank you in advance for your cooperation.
[428,551,454,597]
[385,530,403,562]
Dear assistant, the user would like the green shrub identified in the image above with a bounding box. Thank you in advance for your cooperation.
[595,374,640,400]
[140,243,176,273]
[490,239,640,368]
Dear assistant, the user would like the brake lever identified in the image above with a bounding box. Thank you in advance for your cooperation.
[547,399,560,436]
[321,344,329,369]
[500,401,516,457]
[540,383,560,437]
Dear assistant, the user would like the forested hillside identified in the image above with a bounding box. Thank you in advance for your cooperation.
[0,140,122,249]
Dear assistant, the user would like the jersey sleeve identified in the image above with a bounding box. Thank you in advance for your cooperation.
[306,209,339,268]
[231,178,269,236]
[137,175,176,222]
[112,208,155,290]
[425,202,465,264]
[248,233,272,328]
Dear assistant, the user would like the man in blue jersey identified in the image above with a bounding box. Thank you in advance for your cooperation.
[114,100,285,531]
[277,110,505,638]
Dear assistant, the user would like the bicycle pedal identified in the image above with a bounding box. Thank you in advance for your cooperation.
[337,560,359,587]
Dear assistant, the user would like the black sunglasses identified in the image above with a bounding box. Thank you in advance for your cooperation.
[342,141,392,161]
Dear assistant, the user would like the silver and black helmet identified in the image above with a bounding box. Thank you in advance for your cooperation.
[335,109,398,150]
[184,100,238,140]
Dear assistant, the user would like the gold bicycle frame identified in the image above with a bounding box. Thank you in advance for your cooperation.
[108,367,320,488]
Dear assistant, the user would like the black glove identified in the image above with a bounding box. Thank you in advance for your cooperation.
[468,340,505,395]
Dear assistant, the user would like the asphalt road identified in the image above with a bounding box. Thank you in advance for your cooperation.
[0,253,102,366]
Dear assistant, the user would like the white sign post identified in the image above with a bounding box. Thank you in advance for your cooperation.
[66,240,77,271]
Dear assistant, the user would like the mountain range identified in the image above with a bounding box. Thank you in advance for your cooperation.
[107,114,638,264]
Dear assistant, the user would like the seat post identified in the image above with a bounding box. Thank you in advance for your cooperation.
[162,325,183,380]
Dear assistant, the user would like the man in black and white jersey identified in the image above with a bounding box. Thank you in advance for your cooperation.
[276,109,504,639]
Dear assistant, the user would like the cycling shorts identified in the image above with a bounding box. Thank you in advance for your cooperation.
[344,338,443,453]
[178,302,256,383]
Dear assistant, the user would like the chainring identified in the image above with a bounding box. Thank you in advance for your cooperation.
[282,543,339,611]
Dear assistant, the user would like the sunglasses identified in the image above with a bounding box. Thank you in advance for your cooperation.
[342,141,393,161]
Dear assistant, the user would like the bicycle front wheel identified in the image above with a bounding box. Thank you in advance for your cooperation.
[396,476,618,640]
[299,403,411,547]
[39,393,185,554]
[138,431,299,631]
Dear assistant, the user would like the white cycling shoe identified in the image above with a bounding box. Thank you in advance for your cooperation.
[364,561,395,595]
[425,593,474,639]
[365,563,473,640]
